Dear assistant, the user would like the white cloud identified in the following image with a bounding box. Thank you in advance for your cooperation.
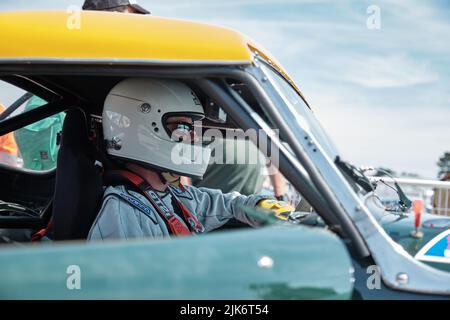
[339,54,439,88]
[310,86,450,178]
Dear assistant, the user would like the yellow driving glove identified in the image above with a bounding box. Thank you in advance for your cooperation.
[256,199,295,221]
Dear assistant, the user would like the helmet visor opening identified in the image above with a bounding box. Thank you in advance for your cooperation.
[163,112,211,146]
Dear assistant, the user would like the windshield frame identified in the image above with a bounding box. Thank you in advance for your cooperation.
[257,61,339,160]
[249,57,450,295]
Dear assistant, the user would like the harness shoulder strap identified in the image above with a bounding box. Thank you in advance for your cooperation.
[113,170,193,236]
[32,220,53,242]
[170,190,205,233]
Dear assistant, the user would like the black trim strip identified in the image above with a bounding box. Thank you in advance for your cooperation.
[0,99,74,137]
[0,216,45,229]
[0,92,33,121]
[0,75,61,102]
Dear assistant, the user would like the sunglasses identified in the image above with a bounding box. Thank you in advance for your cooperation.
[165,121,196,142]
[174,122,194,133]
[166,121,195,133]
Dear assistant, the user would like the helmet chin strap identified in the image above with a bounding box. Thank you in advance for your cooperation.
[158,171,181,188]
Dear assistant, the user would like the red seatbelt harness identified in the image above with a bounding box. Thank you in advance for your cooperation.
[31,170,204,241]
[32,220,53,242]
[118,170,204,236]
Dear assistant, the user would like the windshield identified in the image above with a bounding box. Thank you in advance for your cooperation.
[258,63,390,202]
[259,62,339,160]
[257,61,450,280]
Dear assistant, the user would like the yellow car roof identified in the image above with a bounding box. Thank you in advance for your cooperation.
[0,10,306,103]
[0,10,254,64]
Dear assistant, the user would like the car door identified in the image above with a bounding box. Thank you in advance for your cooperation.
[0,224,353,299]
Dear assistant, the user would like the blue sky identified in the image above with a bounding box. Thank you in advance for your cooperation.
[1,0,449,178]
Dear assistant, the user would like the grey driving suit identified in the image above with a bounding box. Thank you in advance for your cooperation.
[88,184,266,240]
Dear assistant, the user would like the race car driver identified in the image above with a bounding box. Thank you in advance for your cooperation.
[88,78,293,240]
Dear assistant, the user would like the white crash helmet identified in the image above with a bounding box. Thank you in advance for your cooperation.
[102,78,211,178]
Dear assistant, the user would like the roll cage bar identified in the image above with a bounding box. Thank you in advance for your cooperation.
[0,63,369,258]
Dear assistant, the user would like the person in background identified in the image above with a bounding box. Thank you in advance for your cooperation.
[432,172,450,216]
[82,0,150,14]
[14,96,65,171]
[188,139,287,198]
[0,102,21,168]
[182,138,289,230]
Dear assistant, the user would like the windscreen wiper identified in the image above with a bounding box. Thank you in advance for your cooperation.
[335,156,374,193]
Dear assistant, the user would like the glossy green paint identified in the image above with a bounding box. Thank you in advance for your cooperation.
[0,226,353,299]
[380,212,450,272]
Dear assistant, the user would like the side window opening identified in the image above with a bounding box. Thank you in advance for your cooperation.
[0,80,66,171]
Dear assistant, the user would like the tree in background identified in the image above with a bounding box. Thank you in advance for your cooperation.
[437,152,450,178]
[372,167,397,177]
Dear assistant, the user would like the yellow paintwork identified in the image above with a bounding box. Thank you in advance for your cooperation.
[248,43,307,105]
[0,10,305,99]
[256,199,296,221]
[0,11,252,63]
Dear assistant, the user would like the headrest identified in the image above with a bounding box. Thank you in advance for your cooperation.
[60,108,89,149]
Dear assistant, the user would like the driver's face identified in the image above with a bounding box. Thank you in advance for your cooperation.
[165,116,199,142]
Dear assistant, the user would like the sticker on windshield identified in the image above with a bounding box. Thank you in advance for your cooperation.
[415,229,450,264]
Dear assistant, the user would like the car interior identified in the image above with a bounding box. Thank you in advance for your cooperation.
[0,74,309,244]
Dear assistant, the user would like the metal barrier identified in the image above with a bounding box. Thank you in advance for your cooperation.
[262,172,450,216]
[369,177,450,216]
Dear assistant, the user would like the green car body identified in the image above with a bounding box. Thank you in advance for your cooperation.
[381,213,450,273]
[0,11,449,300]
[0,226,353,299]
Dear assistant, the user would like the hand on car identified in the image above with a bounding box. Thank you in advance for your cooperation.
[257,199,296,221]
